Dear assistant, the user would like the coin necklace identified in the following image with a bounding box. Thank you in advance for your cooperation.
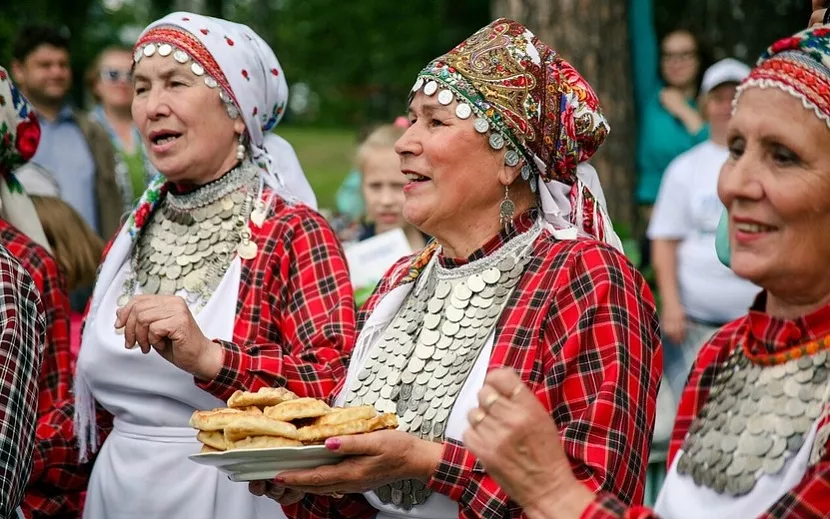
[344,218,542,509]
[676,340,830,496]
[118,162,260,314]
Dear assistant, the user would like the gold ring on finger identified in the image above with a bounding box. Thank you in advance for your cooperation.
[482,393,500,412]
[473,409,487,426]
[509,385,523,399]
[329,492,344,499]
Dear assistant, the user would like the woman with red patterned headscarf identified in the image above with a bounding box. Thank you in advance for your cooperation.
[464,23,830,519]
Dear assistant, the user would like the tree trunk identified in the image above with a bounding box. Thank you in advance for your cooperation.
[492,0,636,233]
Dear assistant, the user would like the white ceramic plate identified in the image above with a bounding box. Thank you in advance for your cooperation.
[188,446,345,482]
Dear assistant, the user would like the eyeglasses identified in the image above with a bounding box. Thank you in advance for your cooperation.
[661,51,698,63]
[100,68,132,83]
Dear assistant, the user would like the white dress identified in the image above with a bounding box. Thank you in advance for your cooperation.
[654,423,819,518]
[334,283,494,519]
[77,254,285,519]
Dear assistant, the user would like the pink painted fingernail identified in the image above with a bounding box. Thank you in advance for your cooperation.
[325,438,341,450]
[275,477,285,484]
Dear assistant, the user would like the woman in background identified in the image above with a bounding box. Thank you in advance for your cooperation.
[86,46,154,211]
[629,0,711,272]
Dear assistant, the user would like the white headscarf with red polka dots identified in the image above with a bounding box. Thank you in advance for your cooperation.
[138,12,317,208]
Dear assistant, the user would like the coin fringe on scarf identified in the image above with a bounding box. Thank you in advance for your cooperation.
[118,162,259,314]
[343,219,542,509]
[677,346,830,496]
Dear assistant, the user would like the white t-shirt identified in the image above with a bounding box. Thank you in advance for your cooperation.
[648,141,759,323]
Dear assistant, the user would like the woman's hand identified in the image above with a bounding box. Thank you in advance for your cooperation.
[115,295,224,380]
[660,87,704,134]
[810,8,828,26]
[811,1,828,27]
[249,480,306,505]
[661,300,687,345]
[264,430,441,497]
[659,87,691,117]
[463,369,593,519]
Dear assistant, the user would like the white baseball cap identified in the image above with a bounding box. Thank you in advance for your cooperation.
[700,58,751,97]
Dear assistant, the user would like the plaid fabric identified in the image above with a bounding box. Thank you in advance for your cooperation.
[197,196,355,400]
[29,192,355,517]
[581,295,830,518]
[0,242,45,518]
[287,210,662,519]
[0,221,78,518]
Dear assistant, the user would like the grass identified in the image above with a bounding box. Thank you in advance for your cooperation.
[275,126,357,211]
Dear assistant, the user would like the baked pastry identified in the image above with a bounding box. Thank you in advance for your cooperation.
[297,413,399,443]
[264,398,331,422]
[227,387,297,409]
[228,435,303,450]
[222,414,299,442]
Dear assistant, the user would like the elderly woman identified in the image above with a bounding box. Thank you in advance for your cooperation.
[463,24,830,519]
[253,19,662,519]
[29,12,355,519]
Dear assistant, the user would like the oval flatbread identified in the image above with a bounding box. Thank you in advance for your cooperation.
[298,413,398,444]
[227,387,298,409]
[264,398,331,422]
[222,414,299,441]
[190,409,247,431]
[229,435,303,450]
[200,444,223,454]
[311,405,377,426]
[196,430,227,451]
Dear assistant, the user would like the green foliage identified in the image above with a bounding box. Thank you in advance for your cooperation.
[275,126,357,210]
[233,0,491,125]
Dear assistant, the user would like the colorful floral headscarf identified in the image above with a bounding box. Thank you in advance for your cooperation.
[0,66,51,252]
[410,19,621,250]
[0,68,39,178]
[736,25,830,128]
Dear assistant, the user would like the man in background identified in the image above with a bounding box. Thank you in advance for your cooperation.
[11,24,123,242]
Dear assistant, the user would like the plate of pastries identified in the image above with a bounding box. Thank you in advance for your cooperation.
[187,387,398,481]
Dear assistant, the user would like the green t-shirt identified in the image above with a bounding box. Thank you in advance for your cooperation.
[124,149,146,204]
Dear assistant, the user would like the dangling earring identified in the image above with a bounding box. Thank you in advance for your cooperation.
[236,134,245,161]
[499,184,515,231]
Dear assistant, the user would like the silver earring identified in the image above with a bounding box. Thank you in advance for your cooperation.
[499,185,515,231]
[236,136,245,161]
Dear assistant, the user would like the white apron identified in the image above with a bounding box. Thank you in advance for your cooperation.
[77,252,285,519]
[654,422,819,518]
[334,283,495,519]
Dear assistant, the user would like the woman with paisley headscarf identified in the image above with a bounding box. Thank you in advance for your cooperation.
[462,23,830,519]
[252,19,662,519]
[29,12,355,519]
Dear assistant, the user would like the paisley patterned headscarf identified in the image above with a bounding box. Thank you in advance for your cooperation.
[0,66,51,252]
[410,18,622,251]
[716,24,830,266]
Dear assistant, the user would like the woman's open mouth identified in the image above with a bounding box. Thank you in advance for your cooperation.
[404,173,430,183]
[149,130,182,151]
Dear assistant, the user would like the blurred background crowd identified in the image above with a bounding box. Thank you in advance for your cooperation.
[0,0,820,509]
